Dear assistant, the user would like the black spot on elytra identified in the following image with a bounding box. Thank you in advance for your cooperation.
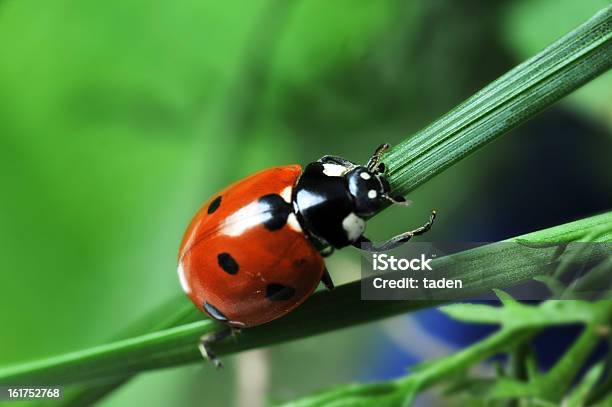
[207,196,222,214]
[259,194,292,231]
[293,258,308,268]
[218,252,239,275]
[266,283,296,301]
[203,301,228,322]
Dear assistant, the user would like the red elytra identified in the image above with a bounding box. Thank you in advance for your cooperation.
[178,165,325,328]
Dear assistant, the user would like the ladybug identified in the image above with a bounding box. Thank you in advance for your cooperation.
[178,144,436,366]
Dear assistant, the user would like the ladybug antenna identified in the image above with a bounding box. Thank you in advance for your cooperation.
[383,194,412,207]
[366,143,390,173]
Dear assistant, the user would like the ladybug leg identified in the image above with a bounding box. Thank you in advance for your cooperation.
[366,143,390,173]
[352,210,436,252]
[320,244,335,257]
[383,194,412,206]
[198,327,234,369]
[309,234,335,257]
[352,235,374,251]
[321,267,335,291]
[231,327,243,339]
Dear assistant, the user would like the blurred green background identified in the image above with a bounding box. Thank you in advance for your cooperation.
[1,0,611,405]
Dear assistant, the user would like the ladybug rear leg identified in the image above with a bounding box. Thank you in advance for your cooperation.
[199,327,240,369]
[321,267,335,291]
[352,210,436,252]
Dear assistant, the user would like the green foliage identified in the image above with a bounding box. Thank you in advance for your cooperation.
[278,294,612,406]
[0,2,610,406]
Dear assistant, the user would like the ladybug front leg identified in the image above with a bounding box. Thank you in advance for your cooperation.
[320,267,335,291]
[365,143,390,173]
[199,327,240,369]
[351,211,436,252]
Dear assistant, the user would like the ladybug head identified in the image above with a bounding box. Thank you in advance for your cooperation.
[345,166,391,217]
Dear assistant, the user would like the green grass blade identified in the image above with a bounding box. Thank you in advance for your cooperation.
[382,5,612,195]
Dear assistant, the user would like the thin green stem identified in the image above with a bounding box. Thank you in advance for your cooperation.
[281,299,612,406]
[543,302,612,403]
[397,328,535,390]
[0,321,219,386]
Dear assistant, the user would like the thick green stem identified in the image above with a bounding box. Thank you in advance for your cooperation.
[382,6,612,196]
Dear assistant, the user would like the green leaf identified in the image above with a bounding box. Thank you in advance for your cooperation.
[493,289,518,306]
[281,298,565,406]
[441,295,598,328]
[532,275,568,298]
[525,350,541,381]
[444,377,530,401]
[439,303,507,325]
[565,362,605,407]
[277,382,404,407]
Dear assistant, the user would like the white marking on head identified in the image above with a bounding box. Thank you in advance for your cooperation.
[342,212,365,242]
[177,262,191,294]
[287,213,302,233]
[360,172,371,180]
[322,163,346,177]
[368,190,377,199]
[280,186,292,203]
